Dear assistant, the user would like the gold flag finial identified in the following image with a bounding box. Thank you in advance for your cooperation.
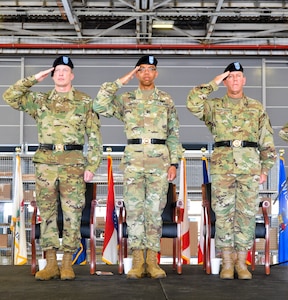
[279,149,285,157]
[201,147,206,156]
[15,146,21,154]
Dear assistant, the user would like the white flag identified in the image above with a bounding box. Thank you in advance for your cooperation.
[10,154,27,265]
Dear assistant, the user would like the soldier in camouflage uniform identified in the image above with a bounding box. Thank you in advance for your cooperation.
[186,62,276,280]
[3,56,102,281]
[93,55,181,279]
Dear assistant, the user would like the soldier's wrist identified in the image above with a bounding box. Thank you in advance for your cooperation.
[170,164,178,169]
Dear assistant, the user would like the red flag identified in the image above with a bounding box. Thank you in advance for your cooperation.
[246,250,252,265]
[102,155,118,264]
[197,208,205,265]
[10,154,27,265]
[180,157,190,264]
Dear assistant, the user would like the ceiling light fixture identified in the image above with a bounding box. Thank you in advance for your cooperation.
[152,20,174,29]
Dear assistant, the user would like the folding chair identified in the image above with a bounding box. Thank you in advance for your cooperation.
[201,182,270,275]
[118,183,183,275]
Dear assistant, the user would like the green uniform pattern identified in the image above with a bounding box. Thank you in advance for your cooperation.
[187,80,276,250]
[94,79,181,251]
[279,122,288,142]
[3,75,103,251]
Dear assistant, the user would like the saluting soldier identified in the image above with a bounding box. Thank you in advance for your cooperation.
[186,62,276,280]
[3,56,103,280]
[93,55,182,279]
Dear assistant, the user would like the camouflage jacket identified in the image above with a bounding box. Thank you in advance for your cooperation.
[3,75,102,173]
[186,80,276,175]
[93,79,181,168]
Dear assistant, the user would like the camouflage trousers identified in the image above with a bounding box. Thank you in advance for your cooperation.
[123,166,169,252]
[35,163,86,252]
[211,173,260,251]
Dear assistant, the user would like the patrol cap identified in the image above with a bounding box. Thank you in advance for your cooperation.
[135,55,158,67]
[51,55,74,76]
[224,61,243,73]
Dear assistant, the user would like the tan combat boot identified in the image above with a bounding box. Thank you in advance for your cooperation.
[127,249,146,279]
[219,247,234,279]
[60,252,75,280]
[235,251,252,280]
[146,249,166,279]
[35,249,60,280]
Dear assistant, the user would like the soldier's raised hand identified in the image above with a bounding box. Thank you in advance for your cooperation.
[119,67,140,85]
[35,67,55,82]
[214,71,230,85]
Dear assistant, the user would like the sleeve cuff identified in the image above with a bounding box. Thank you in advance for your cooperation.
[170,164,178,169]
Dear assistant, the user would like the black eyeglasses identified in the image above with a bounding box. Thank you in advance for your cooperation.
[138,67,157,73]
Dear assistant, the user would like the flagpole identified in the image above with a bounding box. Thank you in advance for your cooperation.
[12,147,21,264]
[180,148,191,265]
[102,147,119,265]
[11,147,21,265]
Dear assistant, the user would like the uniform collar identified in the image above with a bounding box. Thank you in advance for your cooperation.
[48,86,75,100]
[223,93,249,107]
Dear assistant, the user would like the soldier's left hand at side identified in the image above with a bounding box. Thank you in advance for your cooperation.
[167,165,177,182]
[84,170,94,182]
[259,173,267,185]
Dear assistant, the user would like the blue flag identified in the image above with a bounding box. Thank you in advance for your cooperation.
[198,155,210,264]
[202,156,209,184]
[278,156,288,265]
[72,238,87,265]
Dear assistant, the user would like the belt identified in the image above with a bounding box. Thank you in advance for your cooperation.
[214,140,258,148]
[39,144,83,151]
[127,138,166,145]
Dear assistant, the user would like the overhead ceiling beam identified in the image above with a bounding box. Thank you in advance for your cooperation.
[214,24,288,31]
[89,17,136,39]
[2,7,288,18]
[0,23,72,42]
[205,0,224,40]
[61,0,82,38]
[118,0,136,10]
[153,0,174,10]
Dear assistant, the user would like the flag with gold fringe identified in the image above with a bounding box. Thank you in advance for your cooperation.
[102,155,118,264]
[10,153,27,265]
[72,237,87,265]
